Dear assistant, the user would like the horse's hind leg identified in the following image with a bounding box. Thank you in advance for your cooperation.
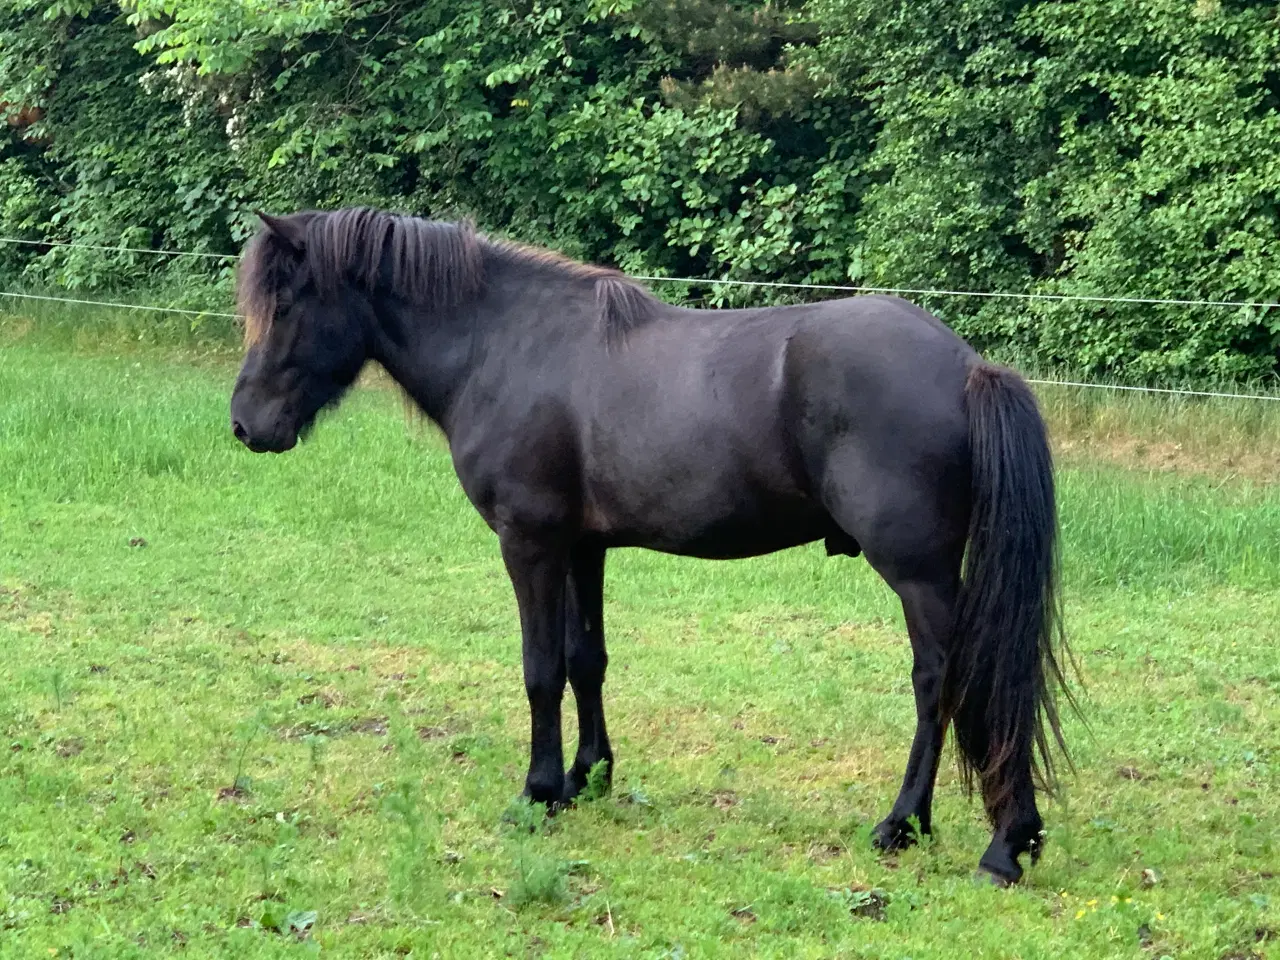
[872,572,959,850]
[812,442,967,855]
[978,763,1042,885]
[563,541,613,800]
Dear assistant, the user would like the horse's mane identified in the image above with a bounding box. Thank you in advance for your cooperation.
[238,206,657,348]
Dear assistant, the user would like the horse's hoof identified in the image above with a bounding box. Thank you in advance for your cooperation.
[522,774,567,808]
[505,786,567,828]
[974,862,1021,888]
[566,758,613,802]
[555,785,581,810]
[561,772,587,806]
[871,819,919,853]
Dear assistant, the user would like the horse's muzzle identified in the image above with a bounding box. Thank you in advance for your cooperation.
[231,418,296,453]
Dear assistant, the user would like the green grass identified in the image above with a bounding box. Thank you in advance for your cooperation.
[1,317,1278,959]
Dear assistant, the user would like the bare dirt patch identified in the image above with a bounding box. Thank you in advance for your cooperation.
[1054,434,1280,483]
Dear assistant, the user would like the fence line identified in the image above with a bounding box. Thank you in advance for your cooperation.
[2,287,1278,404]
[633,274,1280,311]
[0,290,238,319]
[4,233,1279,311]
[1023,379,1280,403]
[0,236,238,261]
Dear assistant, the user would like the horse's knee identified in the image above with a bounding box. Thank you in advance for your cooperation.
[566,643,607,688]
[524,659,566,706]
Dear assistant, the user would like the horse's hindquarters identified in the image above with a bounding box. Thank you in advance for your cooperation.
[781,303,975,583]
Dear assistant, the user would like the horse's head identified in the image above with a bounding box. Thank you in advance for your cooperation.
[230,211,372,453]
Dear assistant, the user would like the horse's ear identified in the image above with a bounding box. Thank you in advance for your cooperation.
[255,210,307,253]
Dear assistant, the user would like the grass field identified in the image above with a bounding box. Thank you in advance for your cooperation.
[1,311,1278,959]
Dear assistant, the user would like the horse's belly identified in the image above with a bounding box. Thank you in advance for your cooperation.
[651,511,831,559]
[579,381,822,557]
[585,480,830,559]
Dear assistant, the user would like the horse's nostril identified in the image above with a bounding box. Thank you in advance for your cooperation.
[232,420,249,444]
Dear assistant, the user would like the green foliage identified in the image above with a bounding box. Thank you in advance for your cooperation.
[807,0,1280,380]
[3,0,1280,381]
[583,758,611,801]
[126,0,353,76]
[506,847,571,910]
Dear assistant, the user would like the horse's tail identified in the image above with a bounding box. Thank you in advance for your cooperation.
[941,362,1075,819]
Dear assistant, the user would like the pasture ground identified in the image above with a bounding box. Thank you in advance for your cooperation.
[1,311,1278,959]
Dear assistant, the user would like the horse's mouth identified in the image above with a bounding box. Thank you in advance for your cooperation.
[234,423,298,454]
[246,437,296,454]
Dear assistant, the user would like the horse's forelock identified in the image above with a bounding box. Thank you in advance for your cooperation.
[236,229,279,349]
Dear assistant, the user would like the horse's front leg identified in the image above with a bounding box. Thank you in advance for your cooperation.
[565,541,612,800]
[500,533,570,806]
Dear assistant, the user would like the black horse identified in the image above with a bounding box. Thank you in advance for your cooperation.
[230,206,1074,885]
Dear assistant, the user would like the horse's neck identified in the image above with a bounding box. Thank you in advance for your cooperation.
[371,300,476,429]
[374,255,596,429]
